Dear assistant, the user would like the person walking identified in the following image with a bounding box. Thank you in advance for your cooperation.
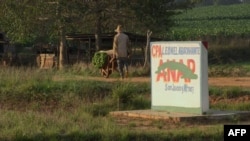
[113,25,131,79]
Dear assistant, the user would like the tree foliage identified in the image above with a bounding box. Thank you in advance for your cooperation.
[0,0,196,45]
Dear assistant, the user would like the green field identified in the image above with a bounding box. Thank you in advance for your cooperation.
[166,3,250,40]
[163,3,250,65]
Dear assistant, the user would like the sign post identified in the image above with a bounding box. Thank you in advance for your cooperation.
[150,41,209,115]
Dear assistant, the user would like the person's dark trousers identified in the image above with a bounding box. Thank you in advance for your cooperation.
[116,57,128,79]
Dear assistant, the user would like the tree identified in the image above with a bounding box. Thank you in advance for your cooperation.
[1,0,198,43]
[0,0,198,68]
[143,30,152,69]
[0,0,38,44]
[127,0,198,36]
[0,0,90,69]
[79,0,131,51]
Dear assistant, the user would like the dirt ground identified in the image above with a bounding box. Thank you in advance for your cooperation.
[82,76,250,87]
[208,77,250,87]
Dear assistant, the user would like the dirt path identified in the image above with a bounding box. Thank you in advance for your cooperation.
[208,77,250,87]
[80,76,250,87]
[54,75,250,87]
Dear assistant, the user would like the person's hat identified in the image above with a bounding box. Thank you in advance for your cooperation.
[114,25,122,32]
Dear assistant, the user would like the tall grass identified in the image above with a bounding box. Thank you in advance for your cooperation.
[0,106,224,141]
[0,66,249,140]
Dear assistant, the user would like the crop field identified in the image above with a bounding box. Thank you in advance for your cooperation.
[166,3,250,40]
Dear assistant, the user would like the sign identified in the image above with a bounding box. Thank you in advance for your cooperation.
[150,41,209,114]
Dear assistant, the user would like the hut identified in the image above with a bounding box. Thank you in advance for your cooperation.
[65,32,161,65]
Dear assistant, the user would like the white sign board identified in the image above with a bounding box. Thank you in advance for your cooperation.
[150,41,209,115]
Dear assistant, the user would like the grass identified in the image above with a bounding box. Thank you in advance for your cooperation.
[211,102,250,111]
[0,107,225,140]
[0,66,249,141]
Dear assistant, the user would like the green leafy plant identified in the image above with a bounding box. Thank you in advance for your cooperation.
[92,52,108,68]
